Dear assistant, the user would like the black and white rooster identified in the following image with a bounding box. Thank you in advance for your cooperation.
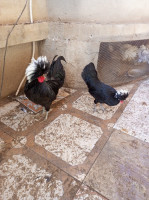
[24,55,66,120]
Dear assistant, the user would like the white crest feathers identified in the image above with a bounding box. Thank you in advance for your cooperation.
[25,56,48,82]
[116,89,128,96]
[115,89,128,98]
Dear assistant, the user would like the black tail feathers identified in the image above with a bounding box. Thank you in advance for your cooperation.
[51,55,66,67]
[47,55,66,87]
[51,55,58,63]
[57,56,66,63]
[81,62,98,84]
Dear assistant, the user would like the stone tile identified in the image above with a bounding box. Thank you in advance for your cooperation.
[114,79,149,143]
[0,148,80,200]
[0,101,43,132]
[73,184,106,200]
[0,101,20,116]
[35,114,103,166]
[84,131,149,200]
[72,84,134,120]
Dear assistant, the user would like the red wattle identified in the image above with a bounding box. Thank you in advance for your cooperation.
[37,76,45,83]
[120,100,124,104]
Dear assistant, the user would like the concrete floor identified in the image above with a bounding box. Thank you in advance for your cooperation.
[0,78,149,200]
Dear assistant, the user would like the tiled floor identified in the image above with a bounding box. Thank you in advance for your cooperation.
[0,80,149,200]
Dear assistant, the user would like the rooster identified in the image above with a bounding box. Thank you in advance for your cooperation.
[24,55,66,120]
[81,62,128,111]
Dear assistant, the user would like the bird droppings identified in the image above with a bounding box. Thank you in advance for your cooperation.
[60,104,68,110]
[107,123,115,130]
[74,173,86,182]
[35,114,103,166]
[11,136,27,148]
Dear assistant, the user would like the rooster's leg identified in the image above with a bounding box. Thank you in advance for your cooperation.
[93,99,98,112]
[45,111,49,120]
[42,107,45,114]
[100,104,105,112]
[93,103,97,112]
[44,104,51,120]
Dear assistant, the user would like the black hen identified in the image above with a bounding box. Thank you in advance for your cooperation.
[81,62,128,110]
[24,55,66,119]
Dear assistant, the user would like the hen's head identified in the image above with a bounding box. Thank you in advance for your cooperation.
[114,89,129,103]
[26,56,50,83]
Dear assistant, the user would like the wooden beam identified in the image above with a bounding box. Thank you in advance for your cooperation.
[0,22,49,48]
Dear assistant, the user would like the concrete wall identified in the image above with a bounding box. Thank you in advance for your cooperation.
[0,0,48,24]
[47,0,149,24]
[40,0,149,88]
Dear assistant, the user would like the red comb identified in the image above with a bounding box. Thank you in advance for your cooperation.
[38,76,45,83]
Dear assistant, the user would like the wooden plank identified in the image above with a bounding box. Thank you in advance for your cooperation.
[0,22,49,48]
